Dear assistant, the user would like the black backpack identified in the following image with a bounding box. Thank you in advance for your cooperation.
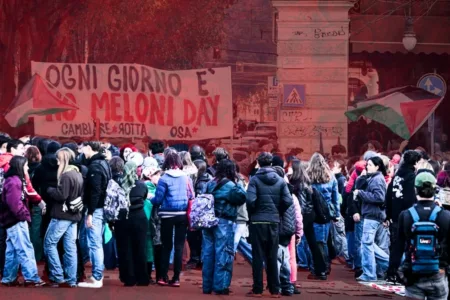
[312,187,332,224]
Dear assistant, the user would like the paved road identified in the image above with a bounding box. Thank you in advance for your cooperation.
[0,256,403,300]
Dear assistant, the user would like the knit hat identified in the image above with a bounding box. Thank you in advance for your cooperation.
[363,150,378,161]
[415,171,437,188]
[47,141,61,154]
[143,157,159,169]
[142,157,161,178]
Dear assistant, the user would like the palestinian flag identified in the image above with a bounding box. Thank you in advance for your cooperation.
[345,86,442,140]
[4,73,79,127]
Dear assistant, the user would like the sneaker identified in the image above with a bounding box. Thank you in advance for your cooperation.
[293,287,301,295]
[168,279,180,287]
[356,276,378,283]
[2,280,20,287]
[24,280,47,287]
[157,279,168,286]
[215,288,233,295]
[78,276,103,288]
[386,274,399,285]
[246,291,262,298]
[281,291,293,296]
[50,282,77,288]
[354,269,363,278]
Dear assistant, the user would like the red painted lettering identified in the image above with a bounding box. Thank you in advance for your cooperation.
[207,95,220,126]
[135,93,149,123]
[91,92,110,121]
[197,98,211,126]
[183,99,196,125]
[110,93,122,122]
[122,94,134,122]
[149,93,165,125]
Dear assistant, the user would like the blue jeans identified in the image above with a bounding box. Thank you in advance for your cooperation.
[237,238,253,263]
[81,209,105,281]
[202,218,235,293]
[44,219,78,285]
[296,237,312,269]
[354,220,364,269]
[278,245,293,294]
[346,231,355,267]
[2,221,41,283]
[311,222,330,273]
[79,213,89,265]
[331,216,349,260]
[360,219,389,281]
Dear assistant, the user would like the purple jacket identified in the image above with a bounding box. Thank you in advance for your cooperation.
[0,176,31,228]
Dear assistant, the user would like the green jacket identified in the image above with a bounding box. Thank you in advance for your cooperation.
[144,181,157,262]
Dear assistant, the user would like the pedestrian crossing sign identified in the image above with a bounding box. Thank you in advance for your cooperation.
[283,84,305,107]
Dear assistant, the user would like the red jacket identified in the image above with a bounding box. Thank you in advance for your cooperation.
[0,153,42,204]
[345,160,367,193]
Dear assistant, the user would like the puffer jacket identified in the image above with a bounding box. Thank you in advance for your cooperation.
[46,165,83,222]
[32,153,59,204]
[0,153,42,205]
[152,169,194,217]
[246,167,293,223]
[206,178,246,221]
[279,202,296,246]
[128,180,148,211]
[358,171,387,222]
[289,177,314,217]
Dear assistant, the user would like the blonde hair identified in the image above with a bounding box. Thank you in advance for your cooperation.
[56,147,75,182]
[416,160,434,173]
[179,151,194,168]
[307,152,333,184]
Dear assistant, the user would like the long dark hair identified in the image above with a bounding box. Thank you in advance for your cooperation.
[5,156,27,183]
[215,159,237,182]
[194,159,207,180]
[289,159,312,193]
[162,152,183,171]
[368,156,387,177]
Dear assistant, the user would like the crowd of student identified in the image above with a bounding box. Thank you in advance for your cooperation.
[0,133,449,299]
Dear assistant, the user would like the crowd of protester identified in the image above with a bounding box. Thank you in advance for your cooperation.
[0,132,450,299]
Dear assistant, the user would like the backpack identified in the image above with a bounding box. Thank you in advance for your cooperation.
[189,179,229,230]
[408,205,441,275]
[104,179,130,221]
[0,167,5,195]
[312,187,335,224]
[279,201,296,240]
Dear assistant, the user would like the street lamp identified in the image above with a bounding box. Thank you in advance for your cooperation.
[402,17,417,51]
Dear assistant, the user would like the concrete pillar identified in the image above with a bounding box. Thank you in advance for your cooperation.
[272,0,355,158]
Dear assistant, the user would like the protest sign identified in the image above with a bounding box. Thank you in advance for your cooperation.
[31,62,233,140]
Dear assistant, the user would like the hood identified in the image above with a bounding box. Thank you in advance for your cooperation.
[183,165,198,176]
[255,167,280,186]
[165,169,186,177]
[64,165,79,174]
[355,160,367,173]
[112,172,123,186]
[88,153,105,164]
[0,153,13,168]
[42,153,58,169]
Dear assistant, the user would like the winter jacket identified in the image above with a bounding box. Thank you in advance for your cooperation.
[128,181,148,211]
[206,164,218,177]
[357,171,387,222]
[279,202,296,246]
[348,174,369,217]
[236,204,249,224]
[312,178,340,217]
[32,153,58,207]
[0,153,42,205]
[385,164,416,222]
[293,194,303,237]
[152,169,193,217]
[206,179,247,221]
[145,181,161,246]
[0,176,30,228]
[194,173,213,196]
[84,153,112,215]
[246,167,293,223]
[144,181,157,250]
[28,162,40,180]
[46,165,83,222]
[289,177,314,217]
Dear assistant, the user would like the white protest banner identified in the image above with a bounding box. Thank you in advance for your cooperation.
[31,62,233,140]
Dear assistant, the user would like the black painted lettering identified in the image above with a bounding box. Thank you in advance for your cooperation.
[196,71,208,96]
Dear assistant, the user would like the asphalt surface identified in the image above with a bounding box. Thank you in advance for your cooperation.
[0,256,404,300]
